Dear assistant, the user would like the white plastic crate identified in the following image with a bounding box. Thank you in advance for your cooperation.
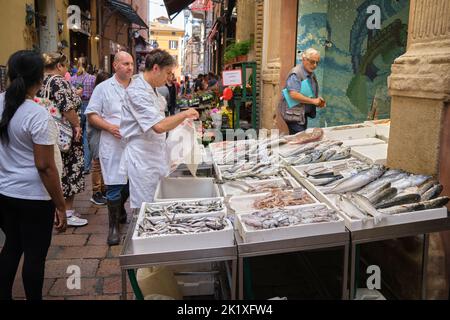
[131,215,234,254]
[235,204,345,243]
[350,144,388,165]
[300,178,448,231]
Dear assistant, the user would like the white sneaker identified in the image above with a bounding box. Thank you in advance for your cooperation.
[67,215,88,227]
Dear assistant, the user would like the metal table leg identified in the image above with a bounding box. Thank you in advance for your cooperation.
[421,234,430,300]
[342,242,349,300]
[231,259,237,300]
[238,257,244,300]
[121,269,127,300]
[350,243,357,300]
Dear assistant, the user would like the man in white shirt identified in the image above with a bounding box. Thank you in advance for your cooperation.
[85,52,133,246]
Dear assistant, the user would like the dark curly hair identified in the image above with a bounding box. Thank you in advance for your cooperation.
[145,49,176,71]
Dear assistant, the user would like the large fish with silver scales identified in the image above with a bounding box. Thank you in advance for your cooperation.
[357,171,408,195]
[390,174,431,191]
[324,165,385,194]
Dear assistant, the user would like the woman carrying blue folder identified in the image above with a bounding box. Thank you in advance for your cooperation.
[280,48,326,134]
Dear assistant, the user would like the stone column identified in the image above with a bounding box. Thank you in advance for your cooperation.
[387,0,450,298]
[387,0,450,174]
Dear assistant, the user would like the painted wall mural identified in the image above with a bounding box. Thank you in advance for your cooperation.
[295,0,409,127]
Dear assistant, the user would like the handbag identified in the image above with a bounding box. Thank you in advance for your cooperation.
[35,75,73,152]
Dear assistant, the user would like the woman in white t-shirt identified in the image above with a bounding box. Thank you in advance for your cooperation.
[0,51,66,300]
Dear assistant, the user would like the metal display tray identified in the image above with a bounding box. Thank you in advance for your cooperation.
[154,177,221,202]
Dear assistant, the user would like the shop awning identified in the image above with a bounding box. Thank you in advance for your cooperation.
[163,0,196,20]
[207,20,220,43]
[106,0,148,28]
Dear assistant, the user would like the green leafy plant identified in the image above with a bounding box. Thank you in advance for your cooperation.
[235,39,253,56]
[224,42,239,63]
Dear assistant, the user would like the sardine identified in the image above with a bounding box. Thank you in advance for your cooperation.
[308,176,342,186]
[327,146,351,161]
[335,194,367,221]
[325,165,385,194]
[375,193,421,209]
[420,184,443,201]
[317,148,336,162]
[348,193,384,224]
[296,154,313,165]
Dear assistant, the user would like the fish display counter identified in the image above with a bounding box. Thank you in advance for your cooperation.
[235,203,345,243]
[322,123,377,140]
[290,161,449,231]
[130,199,233,254]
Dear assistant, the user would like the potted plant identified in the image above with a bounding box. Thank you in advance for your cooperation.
[235,40,253,62]
[224,43,238,64]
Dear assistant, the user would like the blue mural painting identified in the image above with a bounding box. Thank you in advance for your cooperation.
[295,0,409,127]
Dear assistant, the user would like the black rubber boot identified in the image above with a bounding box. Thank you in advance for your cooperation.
[119,186,130,224]
[107,199,121,246]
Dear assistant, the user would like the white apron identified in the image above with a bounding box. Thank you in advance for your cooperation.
[99,131,127,185]
[120,94,168,209]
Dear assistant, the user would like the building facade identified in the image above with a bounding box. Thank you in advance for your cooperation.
[149,17,184,80]
[0,0,148,76]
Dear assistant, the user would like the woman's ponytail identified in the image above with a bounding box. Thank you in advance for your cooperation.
[0,51,44,144]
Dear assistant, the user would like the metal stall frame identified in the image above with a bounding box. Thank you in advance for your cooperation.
[119,215,238,300]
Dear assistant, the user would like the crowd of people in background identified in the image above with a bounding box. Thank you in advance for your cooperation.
[0,48,225,300]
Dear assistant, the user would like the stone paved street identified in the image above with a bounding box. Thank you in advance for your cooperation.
[1,175,134,300]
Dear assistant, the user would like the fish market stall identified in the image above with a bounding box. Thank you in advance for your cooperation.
[207,133,351,299]
[120,200,237,300]
[119,118,450,300]
[283,122,450,299]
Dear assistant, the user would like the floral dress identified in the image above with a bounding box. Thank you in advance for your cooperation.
[37,74,85,198]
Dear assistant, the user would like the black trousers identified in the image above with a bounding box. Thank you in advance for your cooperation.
[0,194,54,300]
[286,117,308,135]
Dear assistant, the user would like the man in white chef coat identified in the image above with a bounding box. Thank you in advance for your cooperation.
[85,51,134,246]
[119,49,199,210]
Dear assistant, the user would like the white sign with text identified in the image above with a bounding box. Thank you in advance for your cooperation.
[222,70,243,87]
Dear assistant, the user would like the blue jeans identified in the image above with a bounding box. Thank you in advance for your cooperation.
[106,184,129,202]
[81,100,91,172]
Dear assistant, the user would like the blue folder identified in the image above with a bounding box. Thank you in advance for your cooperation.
[282,78,315,109]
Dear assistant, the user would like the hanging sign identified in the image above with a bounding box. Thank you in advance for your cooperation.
[191,0,213,12]
[222,69,242,87]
